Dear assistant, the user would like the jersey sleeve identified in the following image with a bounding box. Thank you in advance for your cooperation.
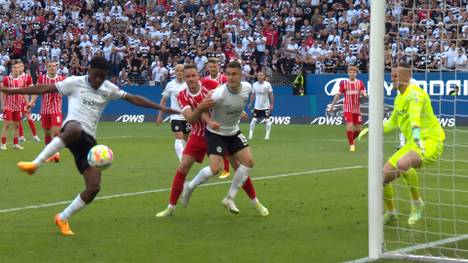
[339,80,345,94]
[108,82,127,100]
[201,79,219,90]
[177,92,191,112]
[37,75,44,85]
[407,90,424,128]
[26,75,33,86]
[383,110,398,133]
[267,83,273,93]
[161,83,170,97]
[55,76,76,96]
[2,76,8,87]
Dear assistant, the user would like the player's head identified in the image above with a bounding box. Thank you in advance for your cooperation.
[226,61,242,88]
[11,60,21,77]
[347,66,358,80]
[207,58,219,76]
[175,64,184,81]
[88,56,109,89]
[257,71,265,82]
[16,59,24,73]
[391,65,412,90]
[183,64,199,89]
[47,60,58,76]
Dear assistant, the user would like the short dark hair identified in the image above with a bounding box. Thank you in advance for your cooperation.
[226,60,242,70]
[89,56,109,71]
[184,64,197,71]
[208,58,218,64]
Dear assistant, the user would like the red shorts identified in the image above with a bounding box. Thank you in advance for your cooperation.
[183,134,207,163]
[343,112,362,125]
[3,110,22,121]
[41,113,63,129]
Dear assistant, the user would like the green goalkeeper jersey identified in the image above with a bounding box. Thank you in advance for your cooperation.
[384,83,445,142]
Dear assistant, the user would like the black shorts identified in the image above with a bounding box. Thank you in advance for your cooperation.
[253,109,271,119]
[61,122,97,174]
[171,120,191,134]
[205,130,249,156]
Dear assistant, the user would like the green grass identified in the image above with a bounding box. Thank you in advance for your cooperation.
[0,123,467,263]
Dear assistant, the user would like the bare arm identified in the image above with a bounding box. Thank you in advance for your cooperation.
[268,91,275,110]
[1,84,57,95]
[156,96,168,125]
[248,92,255,109]
[123,93,179,114]
[201,112,220,131]
[328,92,342,111]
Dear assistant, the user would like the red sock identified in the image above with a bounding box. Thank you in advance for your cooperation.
[1,137,6,144]
[223,157,230,173]
[242,176,257,199]
[13,137,18,145]
[347,130,354,145]
[18,122,24,137]
[353,130,360,140]
[45,135,52,145]
[27,119,37,136]
[169,170,187,205]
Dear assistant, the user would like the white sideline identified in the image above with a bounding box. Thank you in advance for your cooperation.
[0,165,365,214]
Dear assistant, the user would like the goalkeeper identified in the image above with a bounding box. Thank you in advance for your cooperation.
[359,66,445,225]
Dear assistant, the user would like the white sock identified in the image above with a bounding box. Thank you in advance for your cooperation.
[168,204,176,209]
[399,132,406,147]
[33,137,66,165]
[228,165,251,199]
[250,197,259,205]
[174,139,186,162]
[249,118,257,138]
[265,118,272,138]
[189,166,214,189]
[59,194,87,220]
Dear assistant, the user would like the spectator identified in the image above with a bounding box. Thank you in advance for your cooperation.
[152,61,168,87]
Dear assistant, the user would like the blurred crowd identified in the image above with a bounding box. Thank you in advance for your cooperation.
[0,0,466,86]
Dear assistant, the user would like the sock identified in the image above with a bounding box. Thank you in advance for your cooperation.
[242,176,256,199]
[402,168,420,201]
[384,184,396,213]
[353,130,360,139]
[45,135,52,145]
[249,118,257,138]
[59,194,87,220]
[18,122,24,137]
[223,156,230,173]
[346,130,354,145]
[174,139,186,162]
[27,119,37,136]
[1,137,5,144]
[188,166,213,189]
[228,165,251,199]
[32,137,66,165]
[13,137,18,145]
[169,170,187,205]
[265,118,272,138]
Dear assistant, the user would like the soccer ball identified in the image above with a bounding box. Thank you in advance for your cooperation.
[87,145,113,170]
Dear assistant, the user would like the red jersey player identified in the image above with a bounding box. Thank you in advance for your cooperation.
[17,60,40,143]
[38,61,65,162]
[1,60,27,150]
[328,66,367,152]
[156,64,218,217]
[203,57,231,179]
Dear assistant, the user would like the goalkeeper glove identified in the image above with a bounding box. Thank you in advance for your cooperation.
[357,128,369,141]
[412,127,425,153]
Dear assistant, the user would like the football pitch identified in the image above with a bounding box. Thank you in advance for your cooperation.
[1,123,467,263]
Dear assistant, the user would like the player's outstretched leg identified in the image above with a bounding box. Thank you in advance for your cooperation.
[56,167,101,235]
[181,166,215,207]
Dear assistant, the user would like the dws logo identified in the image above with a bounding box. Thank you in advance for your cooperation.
[324,78,348,96]
[115,115,145,123]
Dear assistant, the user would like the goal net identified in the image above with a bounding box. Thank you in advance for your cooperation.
[378,0,468,261]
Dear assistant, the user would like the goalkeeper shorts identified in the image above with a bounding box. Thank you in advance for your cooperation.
[388,138,444,167]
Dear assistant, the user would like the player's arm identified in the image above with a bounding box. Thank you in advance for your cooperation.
[327,91,342,112]
[383,110,398,133]
[268,89,275,111]
[201,112,220,131]
[181,97,215,124]
[1,84,57,95]
[156,95,168,125]
[122,93,179,114]
[248,92,255,110]
[407,92,425,149]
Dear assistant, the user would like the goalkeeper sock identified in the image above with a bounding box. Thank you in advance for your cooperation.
[384,184,396,213]
[402,168,420,201]
[346,130,354,145]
